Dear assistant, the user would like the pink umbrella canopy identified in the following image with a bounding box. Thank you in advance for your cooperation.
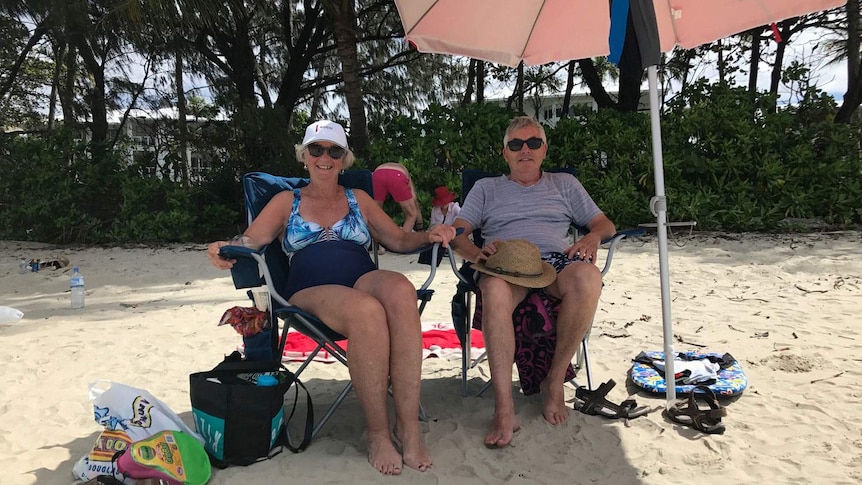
[397,0,846,67]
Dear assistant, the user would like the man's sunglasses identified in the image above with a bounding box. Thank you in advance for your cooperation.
[307,143,346,159]
[506,137,544,151]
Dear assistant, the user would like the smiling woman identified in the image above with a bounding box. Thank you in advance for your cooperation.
[206,119,458,475]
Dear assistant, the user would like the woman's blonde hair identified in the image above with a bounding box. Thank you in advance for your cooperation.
[294,144,356,169]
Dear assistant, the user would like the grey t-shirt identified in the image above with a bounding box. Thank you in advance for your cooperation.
[456,172,602,255]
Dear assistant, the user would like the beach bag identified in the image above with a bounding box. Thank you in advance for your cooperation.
[189,352,313,468]
[72,382,204,484]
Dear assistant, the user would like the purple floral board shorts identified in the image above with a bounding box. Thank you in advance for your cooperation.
[542,251,580,274]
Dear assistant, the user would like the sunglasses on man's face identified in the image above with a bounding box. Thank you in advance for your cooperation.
[307,143,346,159]
[506,137,544,151]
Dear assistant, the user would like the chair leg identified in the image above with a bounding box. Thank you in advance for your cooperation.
[310,382,353,439]
[476,380,493,397]
[461,328,470,396]
[581,337,594,391]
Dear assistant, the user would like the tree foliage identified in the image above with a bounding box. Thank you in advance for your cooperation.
[1,2,861,242]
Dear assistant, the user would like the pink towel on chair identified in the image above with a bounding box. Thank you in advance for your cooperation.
[473,291,576,396]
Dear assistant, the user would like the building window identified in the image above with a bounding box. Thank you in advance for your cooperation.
[190,156,210,180]
[134,150,157,176]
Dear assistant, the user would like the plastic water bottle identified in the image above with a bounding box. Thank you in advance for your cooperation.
[70,267,85,309]
[256,375,278,387]
[18,258,27,274]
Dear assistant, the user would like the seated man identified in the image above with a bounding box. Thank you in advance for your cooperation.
[450,115,616,448]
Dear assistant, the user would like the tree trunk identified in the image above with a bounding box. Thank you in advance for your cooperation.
[274,3,326,118]
[747,27,763,94]
[175,49,190,186]
[0,18,51,99]
[476,60,485,104]
[322,0,369,160]
[578,59,616,110]
[561,61,575,119]
[768,21,793,113]
[60,44,76,131]
[461,59,476,106]
[507,62,525,112]
[837,0,861,122]
[47,42,65,130]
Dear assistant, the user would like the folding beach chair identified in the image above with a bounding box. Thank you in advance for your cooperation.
[449,168,644,396]
[219,170,442,439]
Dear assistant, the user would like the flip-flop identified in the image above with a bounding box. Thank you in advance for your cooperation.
[666,385,727,434]
[573,379,649,420]
[40,256,70,270]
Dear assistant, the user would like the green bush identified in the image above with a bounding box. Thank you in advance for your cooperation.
[1,82,859,244]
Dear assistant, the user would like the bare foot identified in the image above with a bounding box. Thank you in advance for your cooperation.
[393,427,432,472]
[367,432,402,475]
[484,412,521,448]
[540,380,569,425]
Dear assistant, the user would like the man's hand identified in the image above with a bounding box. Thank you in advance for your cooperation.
[475,240,501,263]
[565,233,601,264]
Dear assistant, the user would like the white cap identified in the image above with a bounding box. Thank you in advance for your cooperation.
[302,120,348,148]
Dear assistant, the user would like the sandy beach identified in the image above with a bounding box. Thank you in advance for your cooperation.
[1,231,861,484]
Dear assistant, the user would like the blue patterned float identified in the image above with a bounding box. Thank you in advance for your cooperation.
[630,350,748,396]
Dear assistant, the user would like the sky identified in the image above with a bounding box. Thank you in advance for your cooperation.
[481,29,849,106]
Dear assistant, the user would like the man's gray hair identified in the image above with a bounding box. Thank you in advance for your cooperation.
[503,116,547,147]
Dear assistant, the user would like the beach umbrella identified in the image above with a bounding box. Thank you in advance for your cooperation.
[395,0,846,406]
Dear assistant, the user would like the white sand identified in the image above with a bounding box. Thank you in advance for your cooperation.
[1,232,861,484]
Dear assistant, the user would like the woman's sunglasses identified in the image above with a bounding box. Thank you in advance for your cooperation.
[307,143,346,159]
[506,137,544,151]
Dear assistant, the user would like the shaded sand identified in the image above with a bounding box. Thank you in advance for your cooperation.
[1,232,861,484]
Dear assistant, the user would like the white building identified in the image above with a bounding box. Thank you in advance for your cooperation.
[486,91,652,126]
[104,108,225,182]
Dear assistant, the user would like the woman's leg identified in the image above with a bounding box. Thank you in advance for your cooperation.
[355,269,432,471]
[289,284,402,475]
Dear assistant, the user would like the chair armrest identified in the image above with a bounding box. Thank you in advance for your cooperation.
[600,228,645,276]
[412,227,464,291]
[219,245,267,289]
[219,244,263,259]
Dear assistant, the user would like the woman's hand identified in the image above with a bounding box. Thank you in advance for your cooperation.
[426,224,457,247]
[207,241,235,269]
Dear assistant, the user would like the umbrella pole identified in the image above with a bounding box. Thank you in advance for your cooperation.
[646,65,676,406]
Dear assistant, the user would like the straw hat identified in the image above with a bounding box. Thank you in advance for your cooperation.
[471,240,557,288]
[431,186,458,207]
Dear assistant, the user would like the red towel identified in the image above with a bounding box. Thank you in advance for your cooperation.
[239,324,485,363]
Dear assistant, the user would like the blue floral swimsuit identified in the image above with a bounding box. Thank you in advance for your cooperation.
[281,188,376,299]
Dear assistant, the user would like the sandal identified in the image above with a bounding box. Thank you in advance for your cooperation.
[574,379,649,420]
[666,385,727,434]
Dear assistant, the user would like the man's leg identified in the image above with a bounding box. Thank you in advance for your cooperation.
[543,262,603,424]
[477,275,528,447]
